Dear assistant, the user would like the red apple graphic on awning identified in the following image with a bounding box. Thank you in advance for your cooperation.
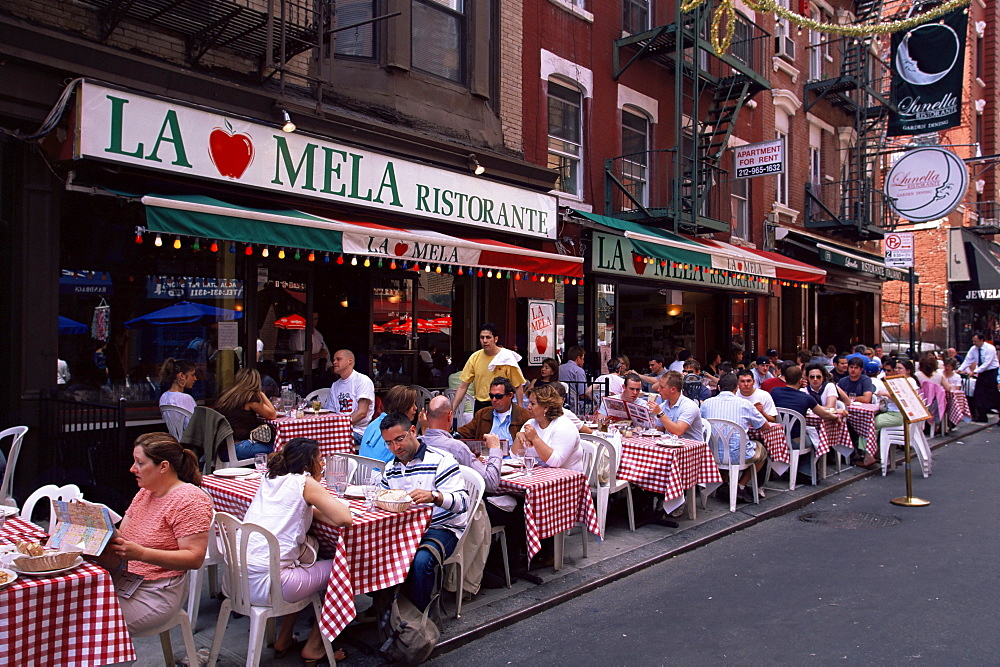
[209,119,254,179]
[393,242,409,256]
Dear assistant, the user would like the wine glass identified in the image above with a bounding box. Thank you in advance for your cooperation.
[254,453,268,474]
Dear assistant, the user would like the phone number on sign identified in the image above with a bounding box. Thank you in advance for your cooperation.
[737,163,783,177]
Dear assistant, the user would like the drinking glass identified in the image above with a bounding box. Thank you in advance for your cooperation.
[363,484,378,511]
[325,455,349,497]
[523,446,537,476]
[848,393,857,405]
[311,399,322,413]
[254,453,268,474]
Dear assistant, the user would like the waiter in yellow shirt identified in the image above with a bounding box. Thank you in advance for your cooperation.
[450,323,526,412]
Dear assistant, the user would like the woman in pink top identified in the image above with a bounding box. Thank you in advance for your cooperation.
[97,432,212,635]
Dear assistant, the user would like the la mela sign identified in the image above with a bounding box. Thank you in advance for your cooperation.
[75,83,557,240]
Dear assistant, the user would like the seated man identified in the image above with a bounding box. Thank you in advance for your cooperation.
[682,359,714,400]
[836,357,874,403]
[648,371,704,440]
[700,373,773,503]
[770,364,844,446]
[423,395,501,493]
[378,412,470,610]
[638,355,668,391]
[598,372,647,416]
[558,346,590,413]
[750,356,773,388]
[830,354,850,383]
[322,349,375,447]
[456,377,530,444]
[736,368,777,423]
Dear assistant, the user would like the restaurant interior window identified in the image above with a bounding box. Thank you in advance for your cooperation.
[547,79,583,196]
[621,108,650,209]
[596,283,616,369]
[334,0,375,58]
[622,0,649,35]
[412,0,465,82]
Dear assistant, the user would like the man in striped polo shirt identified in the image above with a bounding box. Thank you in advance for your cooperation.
[379,411,470,610]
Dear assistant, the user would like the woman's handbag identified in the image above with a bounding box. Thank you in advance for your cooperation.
[249,422,276,445]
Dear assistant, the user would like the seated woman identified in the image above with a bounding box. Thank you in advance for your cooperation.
[915,354,948,390]
[527,358,560,394]
[215,368,278,461]
[159,358,197,437]
[98,433,212,635]
[243,438,353,662]
[802,363,845,410]
[513,384,585,473]
[941,357,963,390]
[358,385,419,462]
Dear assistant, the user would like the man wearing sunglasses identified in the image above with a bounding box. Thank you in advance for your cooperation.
[456,377,530,444]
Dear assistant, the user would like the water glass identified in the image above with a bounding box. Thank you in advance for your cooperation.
[254,453,268,474]
[363,484,378,510]
[523,447,537,476]
[848,393,857,405]
[325,455,349,496]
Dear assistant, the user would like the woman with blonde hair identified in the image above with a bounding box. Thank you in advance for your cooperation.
[513,383,584,473]
[214,368,277,461]
[358,384,419,462]
[97,433,212,634]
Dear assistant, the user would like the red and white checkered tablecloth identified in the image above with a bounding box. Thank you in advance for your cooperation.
[0,517,136,666]
[947,390,972,425]
[201,475,432,641]
[497,467,601,560]
[617,437,722,502]
[804,415,848,458]
[271,413,354,457]
[748,423,789,464]
[847,402,878,452]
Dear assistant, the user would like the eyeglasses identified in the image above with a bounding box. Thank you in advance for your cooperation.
[808,374,823,379]
[489,393,510,400]
[384,433,409,446]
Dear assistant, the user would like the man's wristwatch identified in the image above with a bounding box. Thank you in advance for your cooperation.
[431,491,442,505]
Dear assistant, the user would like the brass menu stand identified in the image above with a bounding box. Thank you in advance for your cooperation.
[882,374,932,507]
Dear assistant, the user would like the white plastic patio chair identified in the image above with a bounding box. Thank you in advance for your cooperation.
[0,426,28,507]
[185,491,223,632]
[133,607,198,667]
[214,433,256,472]
[304,387,330,405]
[706,419,759,512]
[444,388,474,428]
[19,483,83,525]
[410,385,436,411]
[160,405,193,442]
[442,465,485,618]
[554,439,597,568]
[207,511,339,667]
[334,453,386,485]
[764,409,819,491]
[582,433,634,534]
[879,423,932,478]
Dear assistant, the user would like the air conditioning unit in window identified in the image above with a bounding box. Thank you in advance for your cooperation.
[775,28,795,59]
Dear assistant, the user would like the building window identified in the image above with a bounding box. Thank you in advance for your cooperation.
[621,109,649,208]
[334,0,375,58]
[976,34,984,80]
[412,0,465,83]
[809,146,821,187]
[732,176,749,239]
[623,0,649,35]
[776,130,789,205]
[548,80,583,196]
[808,29,823,80]
[774,0,794,60]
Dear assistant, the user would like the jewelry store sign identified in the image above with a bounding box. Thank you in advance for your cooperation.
[591,232,769,294]
[76,82,556,240]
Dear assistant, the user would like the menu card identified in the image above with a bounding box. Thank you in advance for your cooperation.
[602,396,656,430]
[48,499,116,556]
[602,397,631,421]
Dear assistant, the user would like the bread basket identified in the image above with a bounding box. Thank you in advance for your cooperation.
[13,550,82,572]
[374,490,412,513]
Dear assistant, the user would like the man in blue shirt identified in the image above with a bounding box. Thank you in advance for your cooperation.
[837,357,874,403]
[559,346,589,412]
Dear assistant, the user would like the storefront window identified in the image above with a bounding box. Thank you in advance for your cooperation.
[731,297,754,365]
[596,283,616,372]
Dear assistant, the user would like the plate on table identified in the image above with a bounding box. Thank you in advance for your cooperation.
[212,468,258,478]
[305,409,332,415]
[501,464,524,475]
[274,411,288,418]
[344,485,366,499]
[10,556,83,577]
[0,567,17,588]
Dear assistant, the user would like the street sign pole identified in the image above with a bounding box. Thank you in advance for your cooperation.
[909,267,916,356]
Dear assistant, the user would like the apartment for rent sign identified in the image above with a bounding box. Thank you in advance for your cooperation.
[734,139,785,179]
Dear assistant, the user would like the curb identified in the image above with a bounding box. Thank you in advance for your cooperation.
[432,419,991,657]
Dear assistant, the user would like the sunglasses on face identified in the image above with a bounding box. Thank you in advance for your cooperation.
[489,393,510,400]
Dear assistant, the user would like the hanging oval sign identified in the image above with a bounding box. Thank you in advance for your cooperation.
[884,147,968,223]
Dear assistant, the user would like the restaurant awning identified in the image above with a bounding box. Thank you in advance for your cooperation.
[956,231,1000,300]
[698,239,826,284]
[142,194,583,278]
[60,269,113,295]
[574,211,711,268]
[782,228,914,283]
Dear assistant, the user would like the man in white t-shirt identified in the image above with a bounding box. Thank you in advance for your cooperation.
[322,349,375,445]
[736,369,777,423]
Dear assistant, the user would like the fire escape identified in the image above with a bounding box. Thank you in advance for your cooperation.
[803,0,894,239]
[609,1,772,235]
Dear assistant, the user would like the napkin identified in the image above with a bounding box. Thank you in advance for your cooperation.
[486,494,518,511]
[487,348,522,371]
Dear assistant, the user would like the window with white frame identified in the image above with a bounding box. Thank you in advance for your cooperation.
[623,0,649,35]
[776,130,789,205]
[621,108,650,208]
[808,29,823,80]
[809,145,821,187]
[548,80,583,196]
[732,176,749,240]
[412,0,466,83]
[774,0,794,59]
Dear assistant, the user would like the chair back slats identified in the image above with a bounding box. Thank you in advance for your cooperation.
[0,426,29,506]
[335,453,386,485]
[776,408,810,450]
[706,419,748,467]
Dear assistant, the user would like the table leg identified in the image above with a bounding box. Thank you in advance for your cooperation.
[686,487,697,520]
[553,531,564,571]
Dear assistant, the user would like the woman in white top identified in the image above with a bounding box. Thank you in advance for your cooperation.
[915,355,949,390]
[941,357,963,390]
[243,438,352,662]
[158,359,197,438]
[513,384,585,473]
[802,363,844,409]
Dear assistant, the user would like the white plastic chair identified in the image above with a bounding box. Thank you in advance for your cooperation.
[489,524,511,589]
[19,483,83,525]
[304,387,330,405]
[185,491,223,632]
[133,607,198,667]
[334,453,386,485]
[582,433,634,534]
[215,434,256,472]
[441,465,485,618]
[554,439,597,569]
[706,419,759,512]
[764,409,818,491]
[444,388,474,428]
[0,426,28,507]
[409,385,436,411]
[879,423,932,478]
[160,405,193,442]
[207,512,338,667]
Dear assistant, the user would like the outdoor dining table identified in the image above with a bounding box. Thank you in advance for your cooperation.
[846,402,879,455]
[497,466,601,570]
[201,474,432,641]
[616,435,722,519]
[271,412,354,457]
[0,515,136,666]
[947,389,972,426]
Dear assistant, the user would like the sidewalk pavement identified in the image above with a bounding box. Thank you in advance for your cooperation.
[134,417,990,665]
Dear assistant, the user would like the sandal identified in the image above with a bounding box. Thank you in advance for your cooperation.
[302,648,346,664]
[274,639,307,660]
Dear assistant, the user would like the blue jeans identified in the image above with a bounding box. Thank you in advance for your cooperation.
[406,527,458,611]
[220,439,273,462]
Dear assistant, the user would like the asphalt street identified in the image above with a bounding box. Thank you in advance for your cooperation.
[433,426,1000,665]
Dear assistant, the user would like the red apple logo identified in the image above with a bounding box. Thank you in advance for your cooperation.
[208,119,254,179]
[631,252,647,276]
[393,242,409,256]
[535,335,548,355]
